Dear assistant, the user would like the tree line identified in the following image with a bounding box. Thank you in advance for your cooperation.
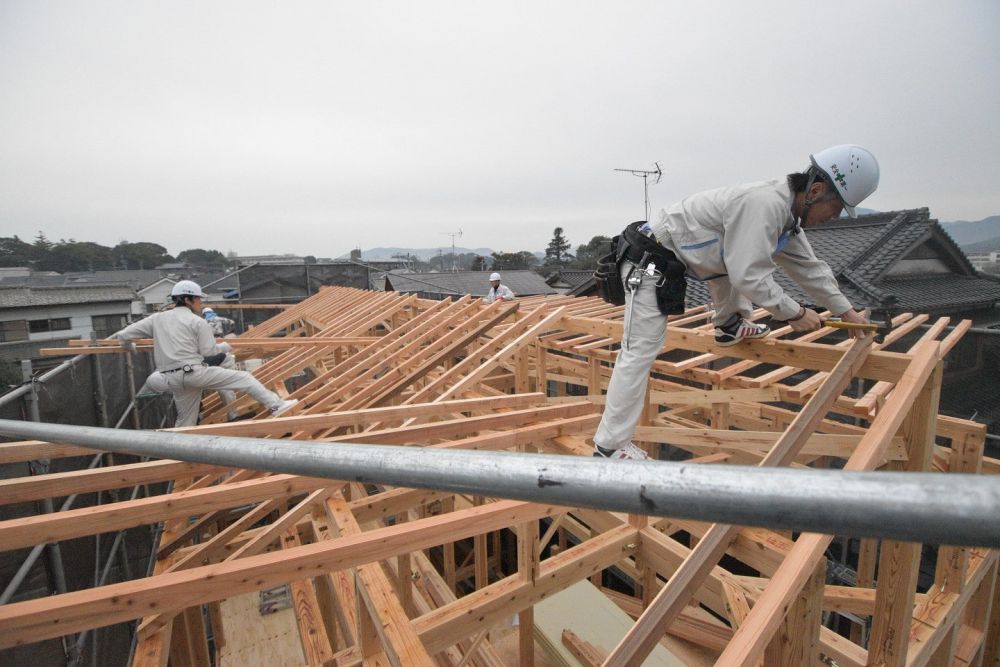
[0,232,229,272]
[1,227,613,275]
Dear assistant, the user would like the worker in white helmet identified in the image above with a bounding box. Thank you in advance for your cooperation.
[593,145,879,460]
[113,280,297,426]
[201,306,237,337]
[484,272,515,304]
[200,306,240,419]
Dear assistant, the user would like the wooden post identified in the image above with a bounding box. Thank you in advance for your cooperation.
[868,361,943,667]
[763,557,826,666]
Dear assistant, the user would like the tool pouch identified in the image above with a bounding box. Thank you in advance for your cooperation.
[621,221,689,315]
[594,248,626,305]
[654,270,688,315]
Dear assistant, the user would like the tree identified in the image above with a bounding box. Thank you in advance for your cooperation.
[0,236,34,267]
[544,227,574,270]
[177,248,228,269]
[470,255,487,272]
[41,241,115,272]
[490,251,538,271]
[571,235,613,269]
[113,242,174,270]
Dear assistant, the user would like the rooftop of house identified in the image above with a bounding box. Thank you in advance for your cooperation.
[548,269,597,290]
[384,270,557,298]
[0,285,137,308]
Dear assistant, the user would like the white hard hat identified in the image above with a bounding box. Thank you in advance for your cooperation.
[201,306,214,314]
[489,272,501,281]
[170,280,207,298]
[809,144,880,218]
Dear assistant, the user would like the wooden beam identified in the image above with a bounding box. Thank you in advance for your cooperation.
[0,499,561,648]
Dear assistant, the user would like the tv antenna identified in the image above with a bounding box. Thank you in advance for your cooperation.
[441,229,462,272]
[614,162,662,222]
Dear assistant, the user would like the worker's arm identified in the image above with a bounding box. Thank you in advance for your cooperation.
[194,319,226,357]
[773,232,853,316]
[112,315,154,341]
[721,193,803,321]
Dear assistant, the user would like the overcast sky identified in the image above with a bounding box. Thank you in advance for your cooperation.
[2,2,998,258]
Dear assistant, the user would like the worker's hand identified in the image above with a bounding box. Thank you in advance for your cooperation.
[216,342,232,354]
[789,307,822,332]
[119,339,137,353]
[836,308,870,338]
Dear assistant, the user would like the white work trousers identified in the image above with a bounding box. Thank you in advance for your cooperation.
[146,364,281,427]
[218,354,237,408]
[593,262,668,451]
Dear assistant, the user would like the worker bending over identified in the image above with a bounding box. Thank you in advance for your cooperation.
[593,144,878,460]
[115,280,297,427]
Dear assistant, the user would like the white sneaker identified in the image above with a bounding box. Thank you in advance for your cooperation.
[714,316,770,347]
[593,442,650,460]
[270,399,298,417]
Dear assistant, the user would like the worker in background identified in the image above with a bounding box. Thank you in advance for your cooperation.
[202,306,237,337]
[114,280,297,427]
[484,272,515,303]
[593,145,878,460]
[202,306,240,420]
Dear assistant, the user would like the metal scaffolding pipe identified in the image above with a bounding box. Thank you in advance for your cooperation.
[0,353,88,409]
[0,419,998,547]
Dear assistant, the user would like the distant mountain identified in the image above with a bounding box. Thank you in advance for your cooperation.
[940,215,1000,247]
[961,236,1000,254]
[341,247,496,261]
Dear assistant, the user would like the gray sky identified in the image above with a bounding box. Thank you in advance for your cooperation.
[2,1,998,258]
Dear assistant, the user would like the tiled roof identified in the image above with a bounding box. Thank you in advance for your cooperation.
[553,270,596,290]
[0,285,137,308]
[385,271,556,297]
[0,270,163,290]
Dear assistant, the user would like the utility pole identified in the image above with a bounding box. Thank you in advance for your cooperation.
[441,229,462,272]
[614,162,662,222]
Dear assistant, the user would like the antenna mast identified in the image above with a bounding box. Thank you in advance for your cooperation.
[441,229,463,272]
[614,162,662,221]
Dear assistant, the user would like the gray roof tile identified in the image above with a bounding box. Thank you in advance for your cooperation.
[0,285,136,308]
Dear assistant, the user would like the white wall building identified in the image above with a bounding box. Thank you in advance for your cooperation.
[0,285,137,361]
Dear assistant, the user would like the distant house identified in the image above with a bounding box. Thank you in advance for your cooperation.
[383,270,557,300]
[0,285,137,362]
[546,269,596,295]
[136,277,177,312]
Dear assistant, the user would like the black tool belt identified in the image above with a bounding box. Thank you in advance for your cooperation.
[161,363,202,374]
[594,221,688,315]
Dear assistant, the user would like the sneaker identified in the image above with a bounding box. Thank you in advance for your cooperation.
[593,442,650,460]
[270,399,299,417]
[714,316,770,347]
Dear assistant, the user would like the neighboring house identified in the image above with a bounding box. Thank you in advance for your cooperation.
[154,262,190,272]
[136,277,177,312]
[546,270,596,295]
[383,270,557,300]
[0,285,136,361]
[967,251,1000,275]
